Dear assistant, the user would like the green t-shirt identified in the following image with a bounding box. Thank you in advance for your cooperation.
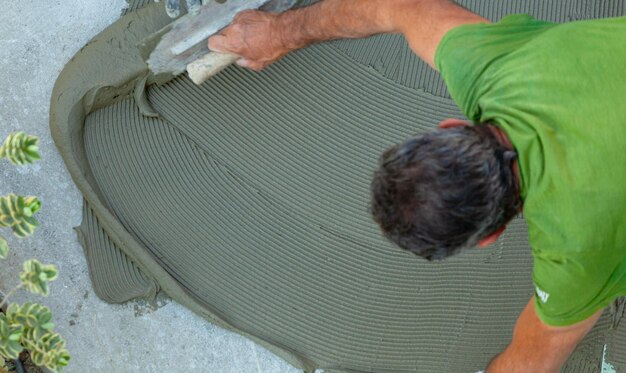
[435,14,626,326]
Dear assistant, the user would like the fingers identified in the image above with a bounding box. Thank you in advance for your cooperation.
[208,36,266,71]
[207,9,278,72]
[236,59,265,72]
[235,59,253,68]
[165,0,180,18]
[209,33,265,71]
[208,35,234,54]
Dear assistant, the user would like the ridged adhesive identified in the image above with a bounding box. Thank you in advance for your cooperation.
[49,1,626,371]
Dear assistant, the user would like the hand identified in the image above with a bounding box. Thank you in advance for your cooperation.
[208,10,292,71]
[156,0,206,18]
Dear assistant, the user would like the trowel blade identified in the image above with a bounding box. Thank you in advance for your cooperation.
[143,0,296,76]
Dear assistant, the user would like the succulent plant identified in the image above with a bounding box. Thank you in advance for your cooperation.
[0,315,23,360]
[0,194,41,239]
[0,132,70,372]
[6,303,55,340]
[0,302,69,372]
[23,331,70,371]
[19,260,58,297]
[0,132,40,166]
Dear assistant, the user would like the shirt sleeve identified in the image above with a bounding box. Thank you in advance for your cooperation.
[435,14,555,121]
[532,252,617,326]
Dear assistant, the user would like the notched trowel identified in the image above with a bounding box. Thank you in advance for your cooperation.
[142,0,297,85]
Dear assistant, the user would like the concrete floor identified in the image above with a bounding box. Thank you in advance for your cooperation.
[0,1,299,371]
[0,1,618,372]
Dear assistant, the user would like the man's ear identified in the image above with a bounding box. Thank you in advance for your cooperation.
[478,225,507,248]
[439,118,470,129]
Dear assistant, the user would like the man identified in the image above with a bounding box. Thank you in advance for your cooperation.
[205,1,626,371]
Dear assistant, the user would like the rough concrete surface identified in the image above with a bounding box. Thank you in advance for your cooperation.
[0,1,619,372]
[0,1,298,371]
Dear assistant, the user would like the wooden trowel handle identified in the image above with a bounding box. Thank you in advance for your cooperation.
[186,52,240,85]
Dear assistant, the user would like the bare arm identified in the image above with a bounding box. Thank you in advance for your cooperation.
[208,0,488,70]
[487,297,603,373]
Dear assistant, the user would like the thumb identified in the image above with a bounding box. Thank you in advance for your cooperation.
[236,59,265,71]
[235,58,254,68]
[207,35,233,53]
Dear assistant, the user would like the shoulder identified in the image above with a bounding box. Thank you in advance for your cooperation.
[398,1,489,68]
[435,14,556,72]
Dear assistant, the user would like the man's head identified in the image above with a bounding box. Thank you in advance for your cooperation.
[370,120,521,261]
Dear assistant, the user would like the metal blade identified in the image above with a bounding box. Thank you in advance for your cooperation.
[144,0,297,75]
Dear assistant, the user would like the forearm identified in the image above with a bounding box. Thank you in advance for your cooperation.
[276,0,485,67]
[486,349,561,373]
[276,0,420,50]
[485,298,603,373]
[207,0,483,70]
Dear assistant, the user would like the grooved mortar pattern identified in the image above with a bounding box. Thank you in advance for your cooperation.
[49,0,626,372]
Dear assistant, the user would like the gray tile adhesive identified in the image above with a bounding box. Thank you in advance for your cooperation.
[49,0,626,372]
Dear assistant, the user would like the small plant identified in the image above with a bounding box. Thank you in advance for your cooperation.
[0,132,70,372]
[0,132,41,166]
[0,194,41,243]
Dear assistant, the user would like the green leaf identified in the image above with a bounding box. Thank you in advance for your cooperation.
[5,301,70,371]
[0,314,24,360]
[0,235,8,259]
[0,194,41,237]
[20,260,59,296]
[25,145,40,161]
[0,198,11,223]
[13,221,32,237]
[23,197,41,215]
[0,132,40,165]
[5,304,18,316]
[1,360,9,373]
[16,196,24,214]
[8,333,20,342]
[21,330,70,371]
[30,349,44,366]
[7,303,53,338]
[43,269,58,281]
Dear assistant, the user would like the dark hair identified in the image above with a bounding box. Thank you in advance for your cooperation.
[370,125,520,261]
